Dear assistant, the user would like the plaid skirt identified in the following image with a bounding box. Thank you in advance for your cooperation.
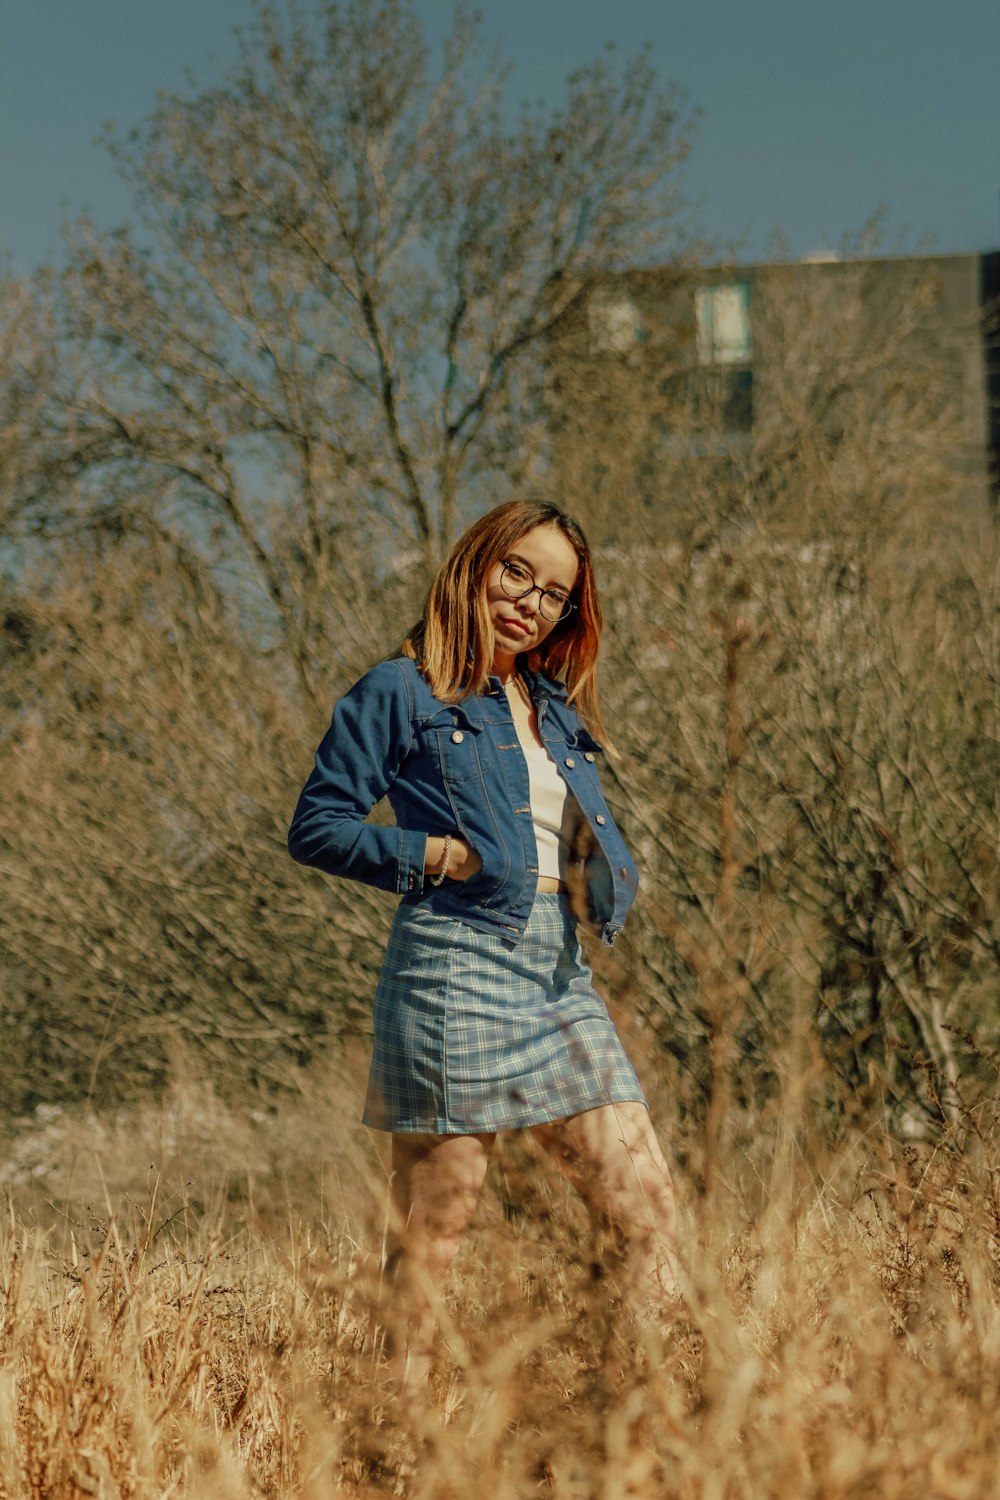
[363,893,646,1134]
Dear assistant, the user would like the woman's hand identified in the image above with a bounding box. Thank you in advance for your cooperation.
[424,835,482,882]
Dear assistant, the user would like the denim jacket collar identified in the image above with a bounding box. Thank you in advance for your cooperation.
[521,666,569,704]
[410,662,582,737]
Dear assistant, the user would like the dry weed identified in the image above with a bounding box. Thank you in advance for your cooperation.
[1,1061,998,1498]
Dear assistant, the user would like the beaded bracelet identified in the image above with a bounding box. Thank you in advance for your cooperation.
[429,833,453,887]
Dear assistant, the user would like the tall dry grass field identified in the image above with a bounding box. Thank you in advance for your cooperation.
[2,10,998,1485]
[2,518,998,1496]
[2,1044,998,1499]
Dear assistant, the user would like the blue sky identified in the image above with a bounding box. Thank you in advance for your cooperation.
[2,0,998,272]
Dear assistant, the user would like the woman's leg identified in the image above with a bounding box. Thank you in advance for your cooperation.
[529,1101,679,1307]
[383,1130,495,1384]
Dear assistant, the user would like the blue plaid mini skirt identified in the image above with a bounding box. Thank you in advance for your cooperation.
[363,893,646,1134]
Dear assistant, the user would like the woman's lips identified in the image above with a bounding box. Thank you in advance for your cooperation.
[499,616,531,637]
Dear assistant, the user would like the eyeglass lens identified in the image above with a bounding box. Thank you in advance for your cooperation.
[501,562,571,621]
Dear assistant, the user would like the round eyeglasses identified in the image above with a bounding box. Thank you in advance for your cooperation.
[499,560,576,622]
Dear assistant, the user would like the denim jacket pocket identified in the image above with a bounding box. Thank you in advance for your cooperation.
[416,706,486,786]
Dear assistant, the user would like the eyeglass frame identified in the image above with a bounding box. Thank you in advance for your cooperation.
[498,559,577,623]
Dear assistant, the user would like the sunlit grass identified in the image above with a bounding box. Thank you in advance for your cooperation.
[2,1052,998,1498]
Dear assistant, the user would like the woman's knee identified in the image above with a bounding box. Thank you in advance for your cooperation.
[546,1103,676,1228]
[389,1131,493,1269]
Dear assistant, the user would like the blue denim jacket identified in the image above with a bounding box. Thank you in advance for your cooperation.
[287,656,639,945]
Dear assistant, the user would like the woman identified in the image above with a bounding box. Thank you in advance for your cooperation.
[288,500,678,1380]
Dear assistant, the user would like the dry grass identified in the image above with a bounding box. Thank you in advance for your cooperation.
[1,1052,998,1499]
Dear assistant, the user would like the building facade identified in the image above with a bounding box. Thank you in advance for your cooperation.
[551,251,1000,538]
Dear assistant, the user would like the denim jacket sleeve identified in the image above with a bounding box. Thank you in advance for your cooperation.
[287,659,428,895]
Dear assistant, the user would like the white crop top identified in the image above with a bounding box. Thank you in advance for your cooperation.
[513,719,582,881]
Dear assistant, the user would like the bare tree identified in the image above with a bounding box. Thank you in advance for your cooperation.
[0,0,697,1111]
[546,246,999,1154]
[0,271,60,566]
[0,533,394,1114]
[13,0,694,708]
[5,9,995,1137]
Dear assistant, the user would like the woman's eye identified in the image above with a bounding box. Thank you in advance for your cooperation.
[545,592,569,607]
[506,563,530,582]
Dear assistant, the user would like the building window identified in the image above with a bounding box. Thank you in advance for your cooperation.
[695,282,751,365]
[588,291,641,355]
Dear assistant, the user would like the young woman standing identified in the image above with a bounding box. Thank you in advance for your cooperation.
[288,501,678,1380]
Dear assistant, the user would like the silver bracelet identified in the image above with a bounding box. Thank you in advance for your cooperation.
[429,833,453,886]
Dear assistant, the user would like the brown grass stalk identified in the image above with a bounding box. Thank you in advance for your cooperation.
[1,1054,998,1498]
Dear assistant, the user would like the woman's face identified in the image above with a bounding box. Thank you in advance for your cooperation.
[485,523,580,673]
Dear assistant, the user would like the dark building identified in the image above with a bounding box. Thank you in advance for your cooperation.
[555,251,1000,531]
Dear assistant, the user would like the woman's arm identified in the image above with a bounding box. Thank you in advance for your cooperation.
[423,835,482,882]
[287,660,429,895]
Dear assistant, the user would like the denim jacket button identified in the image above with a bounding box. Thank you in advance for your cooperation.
[564,756,576,768]
[451,730,465,743]
[584,751,596,762]
[595,814,606,825]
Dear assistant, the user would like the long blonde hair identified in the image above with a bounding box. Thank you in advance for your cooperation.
[401,501,610,746]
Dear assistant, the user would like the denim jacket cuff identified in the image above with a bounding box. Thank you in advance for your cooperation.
[398,828,427,896]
